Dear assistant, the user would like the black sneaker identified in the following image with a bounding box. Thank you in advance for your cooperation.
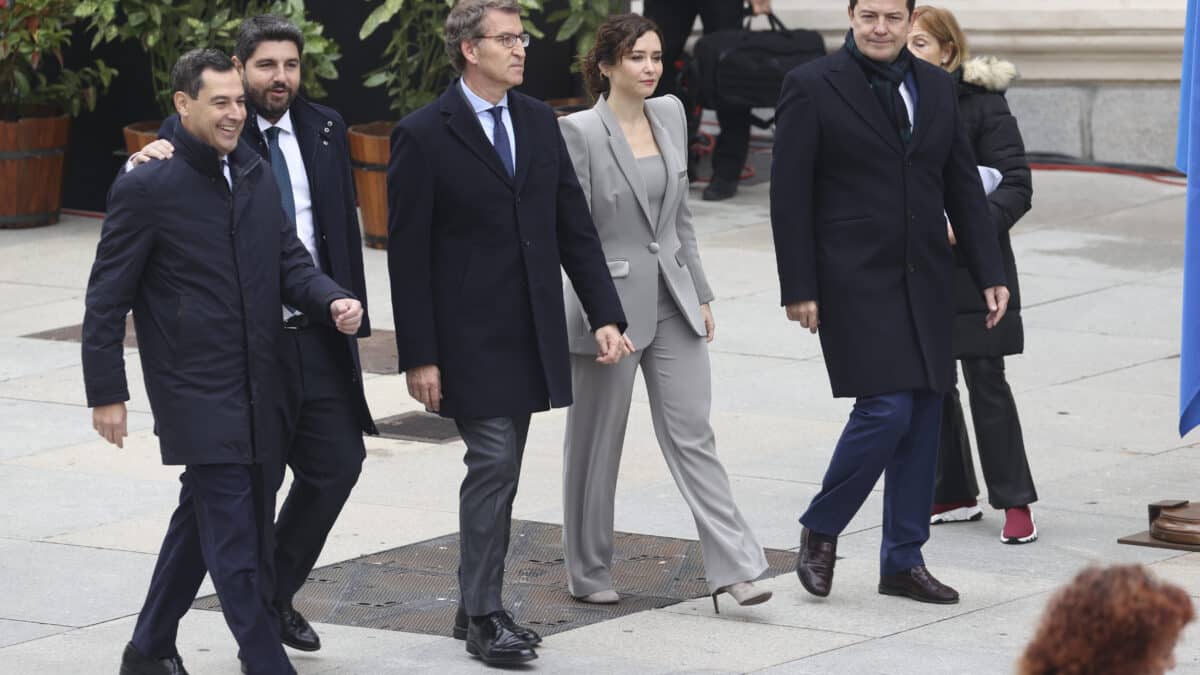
[702,177,738,201]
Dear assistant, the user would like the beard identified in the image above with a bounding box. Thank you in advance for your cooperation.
[247,81,297,121]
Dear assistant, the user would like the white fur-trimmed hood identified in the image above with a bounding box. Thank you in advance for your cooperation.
[962,56,1018,92]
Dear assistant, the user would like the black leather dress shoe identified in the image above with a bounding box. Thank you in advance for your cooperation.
[879,565,960,604]
[277,603,321,651]
[120,642,189,675]
[453,604,541,646]
[796,527,837,597]
[465,612,538,666]
[702,177,738,201]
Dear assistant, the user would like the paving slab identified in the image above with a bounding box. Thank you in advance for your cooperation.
[0,539,154,627]
[0,398,152,461]
[0,619,70,649]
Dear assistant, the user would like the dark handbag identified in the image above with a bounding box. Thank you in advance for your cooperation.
[688,13,826,128]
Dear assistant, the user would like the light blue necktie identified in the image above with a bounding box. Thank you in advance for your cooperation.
[488,106,514,178]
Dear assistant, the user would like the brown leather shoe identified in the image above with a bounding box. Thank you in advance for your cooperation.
[879,566,960,604]
[796,527,837,597]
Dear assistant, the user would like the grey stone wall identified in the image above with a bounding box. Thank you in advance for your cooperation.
[1006,83,1180,168]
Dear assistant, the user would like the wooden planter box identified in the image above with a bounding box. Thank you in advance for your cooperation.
[348,121,394,250]
[122,120,162,155]
[0,114,70,228]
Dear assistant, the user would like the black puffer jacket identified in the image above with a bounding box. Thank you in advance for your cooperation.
[951,56,1032,358]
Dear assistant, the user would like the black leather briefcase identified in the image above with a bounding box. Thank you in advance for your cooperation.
[688,13,826,127]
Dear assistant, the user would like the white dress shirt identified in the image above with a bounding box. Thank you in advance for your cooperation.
[899,81,915,131]
[459,78,517,170]
[220,158,232,190]
[259,110,320,271]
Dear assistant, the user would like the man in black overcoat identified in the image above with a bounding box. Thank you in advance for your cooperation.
[386,0,628,666]
[127,16,375,653]
[769,0,1009,605]
[83,49,362,675]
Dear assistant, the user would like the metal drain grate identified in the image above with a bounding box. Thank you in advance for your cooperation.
[373,411,460,443]
[23,318,138,348]
[195,520,797,638]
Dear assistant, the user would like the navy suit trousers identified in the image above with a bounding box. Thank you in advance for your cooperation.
[131,463,293,674]
[800,390,942,575]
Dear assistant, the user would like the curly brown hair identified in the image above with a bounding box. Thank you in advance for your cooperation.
[581,13,662,100]
[1018,565,1194,675]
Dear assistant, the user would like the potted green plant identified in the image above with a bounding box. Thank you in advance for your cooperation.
[349,0,542,248]
[80,0,341,153]
[1,0,116,228]
[536,0,619,108]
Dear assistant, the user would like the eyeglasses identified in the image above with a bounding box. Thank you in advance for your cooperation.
[478,32,531,49]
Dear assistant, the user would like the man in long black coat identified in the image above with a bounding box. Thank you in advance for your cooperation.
[770,0,1009,605]
[83,50,361,675]
[127,16,376,653]
[386,0,627,666]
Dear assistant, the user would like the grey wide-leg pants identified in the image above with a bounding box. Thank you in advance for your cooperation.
[562,311,768,596]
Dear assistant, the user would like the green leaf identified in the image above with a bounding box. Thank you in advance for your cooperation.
[128,11,147,27]
[74,2,99,18]
[556,13,584,42]
[360,0,406,40]
[364,71,393,88]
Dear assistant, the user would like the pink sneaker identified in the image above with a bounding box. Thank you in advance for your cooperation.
[1002,506,1038,544]
[930,500,983,525]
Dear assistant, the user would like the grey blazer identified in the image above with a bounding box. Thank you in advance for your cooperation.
[559,94,714,355]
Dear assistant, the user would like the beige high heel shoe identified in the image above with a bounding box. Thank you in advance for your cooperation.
[576,589,619,604]
[711,581,772,613]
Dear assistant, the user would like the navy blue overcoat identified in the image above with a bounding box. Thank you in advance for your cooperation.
[386,82,626,419]
[83,126,350,465]
[770,49,1007,397]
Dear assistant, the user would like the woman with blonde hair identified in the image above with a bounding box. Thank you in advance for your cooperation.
[908,5,1040,545]
[557,13,771,611]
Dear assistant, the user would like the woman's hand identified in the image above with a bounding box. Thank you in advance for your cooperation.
[701,303,715,342]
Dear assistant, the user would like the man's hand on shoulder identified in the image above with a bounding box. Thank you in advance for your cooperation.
[749,0,772,15]
[93,402,128,448]
[786,301,820,334]
[127,139,175,170]
[406,364,442,413]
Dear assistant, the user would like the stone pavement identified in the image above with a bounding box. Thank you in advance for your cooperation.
[2,168,1199,674]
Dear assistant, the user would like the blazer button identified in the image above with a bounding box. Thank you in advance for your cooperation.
[907,263,916,273]
[648,242,660,253]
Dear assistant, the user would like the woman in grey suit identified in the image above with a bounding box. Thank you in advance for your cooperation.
[559,13,771,612]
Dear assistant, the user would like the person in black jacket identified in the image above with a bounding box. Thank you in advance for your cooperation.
[85,49,361,675]
[771,0,1010,606]
[908,5,1038,545]
[128,16,376,651]
[387,0,629,665]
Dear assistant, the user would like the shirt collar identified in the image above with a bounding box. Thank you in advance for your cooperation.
[459,78,508,114]
[257,108,295,135]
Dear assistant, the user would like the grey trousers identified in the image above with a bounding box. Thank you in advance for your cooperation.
[455,414,531,616]
[563,312,768,596]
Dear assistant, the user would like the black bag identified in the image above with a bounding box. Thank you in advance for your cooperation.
[689,13,826,127]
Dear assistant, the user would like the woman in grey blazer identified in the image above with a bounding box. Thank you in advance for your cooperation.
[559,13,771,612]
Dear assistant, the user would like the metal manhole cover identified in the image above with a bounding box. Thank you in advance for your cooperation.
[195,520,796,638]
[373,411,460,443]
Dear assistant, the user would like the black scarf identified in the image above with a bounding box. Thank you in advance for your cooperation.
[843,30,914,144]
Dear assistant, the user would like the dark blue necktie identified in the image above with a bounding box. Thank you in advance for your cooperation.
[264,126,297,223]
[488,106,514,178]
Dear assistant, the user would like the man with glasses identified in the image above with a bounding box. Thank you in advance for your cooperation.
[386,0,629,666]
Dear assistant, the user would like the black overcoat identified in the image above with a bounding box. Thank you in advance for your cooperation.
[83,126,351,465]
[386,82,626,419]
[950,58,1032,358]
[159,97,376,433]
[770,49,1007,398]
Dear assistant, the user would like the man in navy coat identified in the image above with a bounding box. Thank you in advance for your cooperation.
[386,0,628,665]
[770,0,1009,605]
[84,49,361,675]
[128,16,374,654]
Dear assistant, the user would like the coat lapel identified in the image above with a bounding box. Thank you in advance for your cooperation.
[440,82,513,187]
[290,106,321,196]
[510,95,534,194]
[646,102,683,235]
[905,64,940,157]
[825,50,904,155]
[595,96,654,232]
